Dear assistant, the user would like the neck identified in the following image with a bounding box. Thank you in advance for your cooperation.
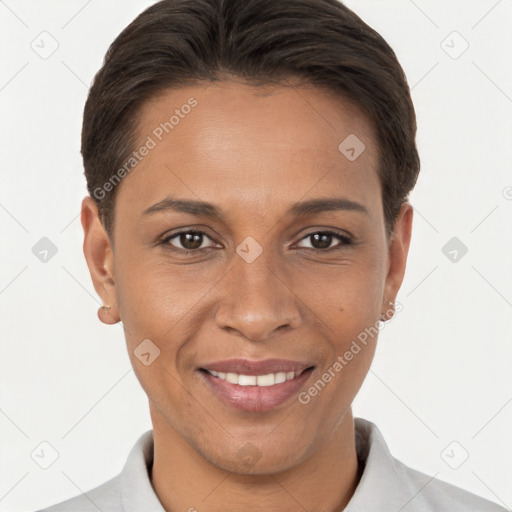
[150,407,361,512]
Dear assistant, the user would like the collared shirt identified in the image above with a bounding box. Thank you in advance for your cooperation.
[37,418,506,511]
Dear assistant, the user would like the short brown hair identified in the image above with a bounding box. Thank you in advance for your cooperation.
[82,0,420,242]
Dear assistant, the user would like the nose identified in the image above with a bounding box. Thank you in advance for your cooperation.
[214,247,302,342]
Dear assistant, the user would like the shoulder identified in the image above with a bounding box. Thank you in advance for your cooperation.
[35,474,122,512]
[352,418,507,512]
[393,457,507,511]
[34,430,161,512]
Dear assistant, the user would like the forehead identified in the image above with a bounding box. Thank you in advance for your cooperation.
[118,80,381,219]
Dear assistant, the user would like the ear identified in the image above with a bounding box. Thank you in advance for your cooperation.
[382,202,413,313]
[81,196,119,325]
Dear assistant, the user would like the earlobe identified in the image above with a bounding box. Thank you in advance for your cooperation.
[81,196,120,324]
[382,202,414,314]
[380,300,396,322]
[97,304,119,325]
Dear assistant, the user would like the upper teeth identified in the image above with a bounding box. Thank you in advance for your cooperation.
[207,370,299,386]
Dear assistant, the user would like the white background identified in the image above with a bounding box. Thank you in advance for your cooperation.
[1,0,511,510]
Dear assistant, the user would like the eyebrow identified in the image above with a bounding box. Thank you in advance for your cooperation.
[142,196,369,218]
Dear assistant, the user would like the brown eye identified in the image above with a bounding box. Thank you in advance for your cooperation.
[178,231,204,250]
[161,230,217,252]
[296,231,352,251]
[310,233,333,249]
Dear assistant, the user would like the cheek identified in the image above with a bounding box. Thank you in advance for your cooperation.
[113,254,224,396]
[290,244,386,326]
[114,250,202,339]
[293,247,385,391]
[113,259,198,411]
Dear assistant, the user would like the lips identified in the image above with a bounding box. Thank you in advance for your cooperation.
[199,358,312,376]
[197,358,315,412]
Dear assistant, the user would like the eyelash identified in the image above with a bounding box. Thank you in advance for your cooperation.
[159,229,353,255]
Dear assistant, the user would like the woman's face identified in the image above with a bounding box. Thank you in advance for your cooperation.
[83,80,412,474]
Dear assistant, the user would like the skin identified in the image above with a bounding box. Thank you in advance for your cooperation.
[81,78,413,512]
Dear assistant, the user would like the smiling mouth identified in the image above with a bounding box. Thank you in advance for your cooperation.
[198,365,315,412]
[199,367,314,387]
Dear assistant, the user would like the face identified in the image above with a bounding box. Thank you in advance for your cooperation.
[82,79,412,475]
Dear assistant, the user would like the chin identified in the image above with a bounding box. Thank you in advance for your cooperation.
[201,438,309,476]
